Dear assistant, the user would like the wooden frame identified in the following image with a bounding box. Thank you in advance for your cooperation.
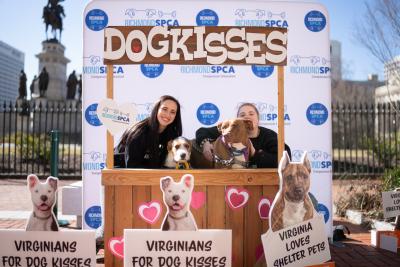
[102,25,286,267]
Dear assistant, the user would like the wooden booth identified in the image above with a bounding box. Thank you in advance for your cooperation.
[102,25,288,267]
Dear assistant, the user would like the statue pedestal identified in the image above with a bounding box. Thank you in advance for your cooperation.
[36,41,70,100]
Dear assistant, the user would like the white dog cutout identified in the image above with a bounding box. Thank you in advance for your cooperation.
[25,174,59,231]
[160,174,198,231]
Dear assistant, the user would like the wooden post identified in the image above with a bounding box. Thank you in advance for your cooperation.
[106,64,114,169]
[104,64,114,267]
[277,66,285,162]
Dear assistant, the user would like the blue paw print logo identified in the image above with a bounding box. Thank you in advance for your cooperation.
[304,10,326,32]
[306,103,328,126]
[197,103,220,125]
[196,9,219,26]
[85,9,108,31]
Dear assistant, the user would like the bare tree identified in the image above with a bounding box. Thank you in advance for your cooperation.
[354,0,400,107]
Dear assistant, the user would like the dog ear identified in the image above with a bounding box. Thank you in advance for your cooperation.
[47,176,58,191]
[27,174,39,189]
[243,119,254,131]
[160,176,172,191]
[217,122,223,133]
[278,151,291,173]
[167,140,173,152]
[181,174,194,190]
[301,151,311,173]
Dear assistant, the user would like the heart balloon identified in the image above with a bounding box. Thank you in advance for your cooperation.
[225,187,249,209]
[108,236,124,259]
[97,98,137,135]
[137,200,162,224]
[191,191,206,209]
[258,197,272,219]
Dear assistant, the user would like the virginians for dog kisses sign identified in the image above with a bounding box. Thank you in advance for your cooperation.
[0,230,96,267]
[123,229,231,267]
[103,26,287,65]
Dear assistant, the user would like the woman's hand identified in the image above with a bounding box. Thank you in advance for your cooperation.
[202,141,214,161]
[248,140,256,157]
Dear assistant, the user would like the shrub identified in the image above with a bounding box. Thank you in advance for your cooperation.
[381,167,400,192]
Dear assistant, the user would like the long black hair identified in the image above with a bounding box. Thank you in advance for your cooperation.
[117,95,182,154]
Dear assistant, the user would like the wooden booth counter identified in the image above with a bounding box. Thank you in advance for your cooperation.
[102,168,280,267]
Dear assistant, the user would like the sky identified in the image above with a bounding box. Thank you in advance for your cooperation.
[0,0,383,87]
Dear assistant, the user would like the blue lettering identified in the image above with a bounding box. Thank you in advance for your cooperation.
[321,161,332,168]
[211,66,235,73]
[284,114,290,121]
[265,20,288,28]
[156,19,179,26]
[320,67,330,74]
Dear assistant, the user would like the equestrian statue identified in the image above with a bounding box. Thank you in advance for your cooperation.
[42,0,66,42]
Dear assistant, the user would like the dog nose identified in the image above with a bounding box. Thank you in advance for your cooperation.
[40,195,48,202]
[180,153,186,160]
[294,187,304,194]
[172,195,180,201]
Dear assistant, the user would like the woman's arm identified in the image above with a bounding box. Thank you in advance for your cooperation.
[250,128,291,168]
[195,126,220,146]
[126,132,147,168]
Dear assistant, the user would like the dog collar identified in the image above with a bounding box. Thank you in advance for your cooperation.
[33,212,52,220]
[168,212,188,220]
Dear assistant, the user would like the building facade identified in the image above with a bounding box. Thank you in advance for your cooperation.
[0,40,25,102]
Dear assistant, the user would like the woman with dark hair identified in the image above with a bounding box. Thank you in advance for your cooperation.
[195,102,291,168]
[115,95,182,168]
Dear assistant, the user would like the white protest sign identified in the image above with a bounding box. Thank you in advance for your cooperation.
[124,229,231,267]
[97,98,137,135]
[0,229,96,267]
[382,190,400,219]
[261,215,330,267]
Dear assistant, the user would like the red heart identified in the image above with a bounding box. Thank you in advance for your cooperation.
[191,191,206,209]
[231,193,245,207]
[108,236,124,259]
[225,187,249,209]
[258,197,272,219]
[138,201,162,224]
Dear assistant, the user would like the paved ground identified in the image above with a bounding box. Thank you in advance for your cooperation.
[1,179,399,266]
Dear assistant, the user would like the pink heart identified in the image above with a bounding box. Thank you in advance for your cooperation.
[108,236,124,259]
[225,187,249,209]
[258,197,272,219]
[138,200,162,224]
[191,191,206,209]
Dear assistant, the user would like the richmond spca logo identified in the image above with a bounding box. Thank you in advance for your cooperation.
[245,102,291,126]
[180,65,236,78]
[289,54,330,78]
[124,8,179,26]
[83,55,124,78]
[234,9,289,28]
[292,149,332,173]
[133,102,153,121]
[83,150,106,174]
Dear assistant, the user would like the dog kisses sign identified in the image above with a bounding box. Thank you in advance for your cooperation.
[121,174,232,267]
[0,230,96,267]
[124,230,231,267]
[0,175,96,267]
[103,26,287,65]
[261,152,331,267]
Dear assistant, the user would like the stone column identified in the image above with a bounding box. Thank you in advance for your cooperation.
[36,41,70,100]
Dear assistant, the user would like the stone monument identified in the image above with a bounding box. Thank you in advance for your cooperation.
[35,0,70,101]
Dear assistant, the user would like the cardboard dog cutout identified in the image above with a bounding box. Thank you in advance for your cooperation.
[270,151,315,231]
[260,151,331,267]
[160,174,198,231]
[25,174,59,231]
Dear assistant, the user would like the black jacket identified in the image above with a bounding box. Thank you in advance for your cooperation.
[116,124,170,168]
[196,126,291,168]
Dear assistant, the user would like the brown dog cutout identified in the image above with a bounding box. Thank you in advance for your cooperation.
[269,151,315,232]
